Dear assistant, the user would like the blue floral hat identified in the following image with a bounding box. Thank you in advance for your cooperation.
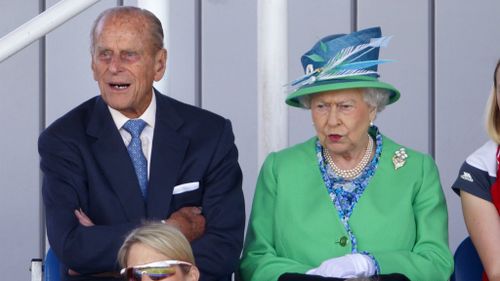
[286,27,400,108]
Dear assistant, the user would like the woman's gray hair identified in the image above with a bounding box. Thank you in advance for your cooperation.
[117,222,195,268]
[298,88,390,112]
[363,88,390,112]
[297,95,313,109]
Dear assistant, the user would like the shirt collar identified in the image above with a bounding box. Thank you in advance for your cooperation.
[108,90,157,130]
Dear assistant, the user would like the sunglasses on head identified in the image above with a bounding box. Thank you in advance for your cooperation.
[120,260,192,281]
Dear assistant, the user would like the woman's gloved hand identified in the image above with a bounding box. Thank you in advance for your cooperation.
[306,253,376,278]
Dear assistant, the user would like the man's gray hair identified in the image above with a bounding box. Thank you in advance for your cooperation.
[89,6,164,54]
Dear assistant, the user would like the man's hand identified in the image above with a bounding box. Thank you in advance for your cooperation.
[65,209,95,276]
[165,206,205,242]
[74,208,94,227]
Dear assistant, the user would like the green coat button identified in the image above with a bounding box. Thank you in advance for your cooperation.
[337,236,347,247]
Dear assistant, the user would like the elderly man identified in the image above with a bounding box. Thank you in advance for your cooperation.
[39,6,244,281]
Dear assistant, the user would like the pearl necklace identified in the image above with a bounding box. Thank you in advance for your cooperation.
[323,136,374,179]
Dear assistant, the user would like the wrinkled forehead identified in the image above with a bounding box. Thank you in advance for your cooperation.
[312,88,365,102]
[93,13,156,53]
[96,13,149,37]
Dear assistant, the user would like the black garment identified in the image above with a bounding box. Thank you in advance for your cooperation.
[278,273,411,281]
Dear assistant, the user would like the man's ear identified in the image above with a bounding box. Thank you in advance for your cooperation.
[153,48,167,82]
[91,57,98,81]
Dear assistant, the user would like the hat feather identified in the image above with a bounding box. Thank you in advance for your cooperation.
[327,59,392,72]
[287,35,392,91]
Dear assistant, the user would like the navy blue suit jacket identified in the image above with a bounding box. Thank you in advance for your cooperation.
[39,90,245,281]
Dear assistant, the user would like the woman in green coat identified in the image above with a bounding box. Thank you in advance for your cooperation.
[240,27,453,281]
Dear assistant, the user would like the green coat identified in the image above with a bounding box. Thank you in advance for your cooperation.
[240,136,453,281]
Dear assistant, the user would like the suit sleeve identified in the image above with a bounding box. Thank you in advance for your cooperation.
[39,130,138,274]
[371,155,454,281]
[190,119,245,281]
[239,153,311,281]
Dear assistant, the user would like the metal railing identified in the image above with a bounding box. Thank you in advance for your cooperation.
[0,0,100,62]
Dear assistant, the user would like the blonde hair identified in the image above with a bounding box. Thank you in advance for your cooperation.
[117,222,195,268]
[486,60,500,144]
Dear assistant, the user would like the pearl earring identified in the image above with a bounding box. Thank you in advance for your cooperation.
[370,120,374,127]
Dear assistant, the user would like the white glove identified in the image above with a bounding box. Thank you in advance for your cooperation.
[306,253,376,278]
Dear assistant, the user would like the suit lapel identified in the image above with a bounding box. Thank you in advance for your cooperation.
[146,91,189,219]
[87,97,146,221]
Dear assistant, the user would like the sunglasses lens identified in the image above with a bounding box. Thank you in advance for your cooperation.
[146,266,176,280]
[125,266,175,281]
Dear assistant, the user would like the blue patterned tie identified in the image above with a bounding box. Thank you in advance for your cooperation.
[123,119,148,198]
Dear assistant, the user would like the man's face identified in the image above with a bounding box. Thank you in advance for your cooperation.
[91,15,166,118]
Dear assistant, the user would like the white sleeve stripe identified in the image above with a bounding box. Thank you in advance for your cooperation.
[465,140,497,178]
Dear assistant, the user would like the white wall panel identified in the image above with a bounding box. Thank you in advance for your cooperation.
[130,0,198,105]
[436,0,500,251]
[359,0,431,153]
[123,0,136,6]
[287,1,351,147]
[0,2,41,279]
[164,0,197,105]
[45,0,116,125]
[201,0,258,223]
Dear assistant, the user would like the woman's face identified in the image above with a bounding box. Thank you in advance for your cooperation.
[125,243,199,281]
[310,89,376,157]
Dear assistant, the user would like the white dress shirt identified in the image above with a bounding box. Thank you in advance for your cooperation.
[108,92,156,178]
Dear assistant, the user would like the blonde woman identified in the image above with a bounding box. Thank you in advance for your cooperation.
[118,223,200,281]
[452,60,500,281]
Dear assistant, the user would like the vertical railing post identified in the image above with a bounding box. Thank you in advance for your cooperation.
[137,1,170,96]
[257,0,288,166]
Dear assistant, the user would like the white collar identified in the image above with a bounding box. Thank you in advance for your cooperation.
[108,90,156,130]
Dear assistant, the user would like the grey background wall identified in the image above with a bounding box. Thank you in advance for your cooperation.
[1,0,498,279]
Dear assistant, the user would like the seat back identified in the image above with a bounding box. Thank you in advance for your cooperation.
[451,236,484,281]
[44,248,61,281]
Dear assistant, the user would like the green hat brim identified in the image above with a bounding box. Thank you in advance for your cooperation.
[285,76,400,108]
